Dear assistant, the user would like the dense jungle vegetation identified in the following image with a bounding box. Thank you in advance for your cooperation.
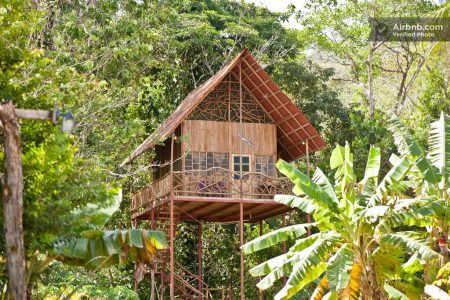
[0,0,448,298]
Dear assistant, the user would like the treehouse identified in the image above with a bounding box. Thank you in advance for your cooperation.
[121,49,325,299]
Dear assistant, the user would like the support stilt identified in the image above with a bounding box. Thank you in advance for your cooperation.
[170,134,175,299]
[198,222,203,298]
[150,269,155,300]
[239,56,245,300]
[170,196,174,299]
[240,201,244,300]
[306,139,312,236]
[282,213,287,284]
[259,220,264,300]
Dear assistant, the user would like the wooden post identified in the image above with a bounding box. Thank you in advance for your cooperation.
[150,269,155,300]
[239,201,244,300]
[239,59,245,300]
[170,135,175,299]
[161,269,165,300]
[282,213,287,254]
[306,140,312,236]
[151,209,155,230]
[198,222,203,298]
[282,213,287,284]
[0,102,27,300]
[259,220,264,300]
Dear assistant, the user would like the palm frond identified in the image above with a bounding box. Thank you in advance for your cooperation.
[276,159,338,211]
[327,244,354,291]
[249,253,289,277]
[53,229,167,269]
[424,285,450,300]
[389,117,440,186]
[361,146,381,186]
[273,232,340,299]
[275,195,317,213]
[428,112,450,186]
[384,283,409,300]
[370,155,411,205]
[382,233,440,261]
[242,224,313,253]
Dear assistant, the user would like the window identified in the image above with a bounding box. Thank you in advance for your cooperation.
[233,155,250,179]
[255,155,275,176]
[185,152,228,171]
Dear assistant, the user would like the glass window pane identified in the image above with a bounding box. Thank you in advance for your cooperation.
[242,156,249,164]
[234,156,240,164]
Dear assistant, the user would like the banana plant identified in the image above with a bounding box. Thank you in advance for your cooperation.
[389,112,450,269]
[243,143,441,300]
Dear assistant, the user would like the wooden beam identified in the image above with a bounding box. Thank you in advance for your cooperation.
[195,202,236,221]
[278,135,321,158]
[275,112,302,125]
[218,203,261,223]
[183,202,214,216]
[240,58,318,156]
[246,206,292,222]
[14,108,53,121]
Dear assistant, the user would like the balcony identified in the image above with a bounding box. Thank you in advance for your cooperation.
[130,167,293,220]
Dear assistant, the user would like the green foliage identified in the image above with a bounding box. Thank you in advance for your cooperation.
[53,229,167,270]
[1,0,446,297]
[244,143,440,299]
[38,262,137,299]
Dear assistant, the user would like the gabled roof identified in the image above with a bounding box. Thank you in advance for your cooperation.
[120,49,326,166]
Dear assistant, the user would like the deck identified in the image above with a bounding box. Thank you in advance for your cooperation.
[130,167,293,223]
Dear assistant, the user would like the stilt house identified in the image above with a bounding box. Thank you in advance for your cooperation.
[121,49,325,299]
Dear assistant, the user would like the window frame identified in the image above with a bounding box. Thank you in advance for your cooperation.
[255,155,276,177]
[232,154,251,179]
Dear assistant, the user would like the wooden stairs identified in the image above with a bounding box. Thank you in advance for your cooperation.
[149,203,214,299]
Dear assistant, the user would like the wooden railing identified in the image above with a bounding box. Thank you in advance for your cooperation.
[131,167,293,217]
[173,167,292,199]
[130,173,172,216]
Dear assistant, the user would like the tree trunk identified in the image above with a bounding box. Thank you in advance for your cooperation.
[367,44,375,118]
[0,101,27,300]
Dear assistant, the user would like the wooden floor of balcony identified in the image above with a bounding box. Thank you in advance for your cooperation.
[133,195,293,223]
